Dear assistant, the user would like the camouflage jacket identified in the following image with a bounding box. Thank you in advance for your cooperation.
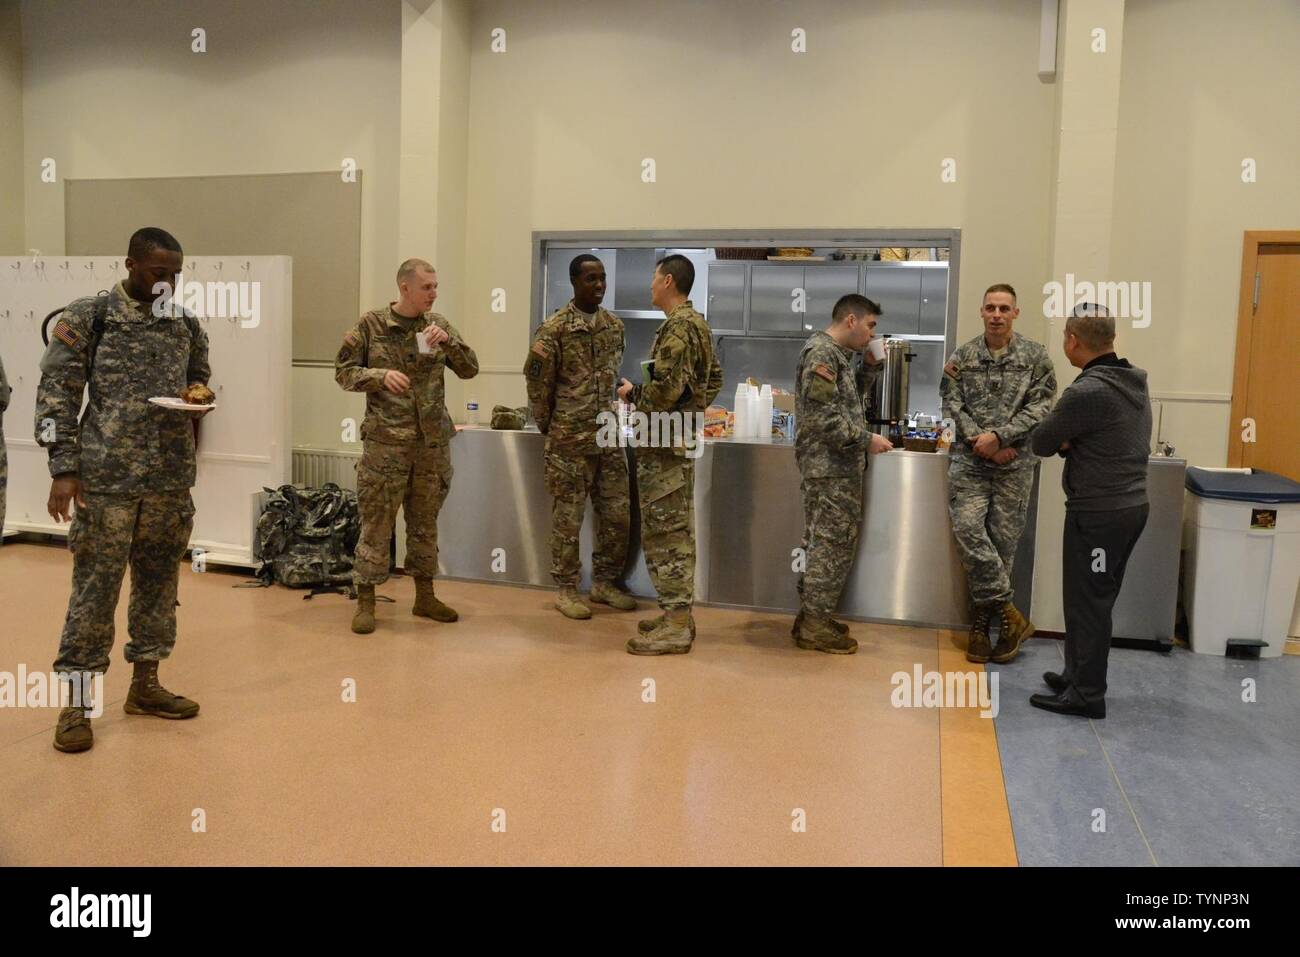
[0,352,9,471]
[35,281,210,492]
[524,301,624,452]
[335,306,479,447]
[0,351,9,425]
[940,331,1056,471]
[796,331,869,478]
[630,301,723,455]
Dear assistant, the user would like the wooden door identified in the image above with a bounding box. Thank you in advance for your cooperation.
[1229,233,1300,480]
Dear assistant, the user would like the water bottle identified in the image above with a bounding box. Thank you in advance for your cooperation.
[466,399,479,426]
[617,399,631,440]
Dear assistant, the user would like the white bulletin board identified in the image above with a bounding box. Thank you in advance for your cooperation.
[0,256,292,565]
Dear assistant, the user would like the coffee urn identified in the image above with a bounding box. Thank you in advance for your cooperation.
[870,338,914,441]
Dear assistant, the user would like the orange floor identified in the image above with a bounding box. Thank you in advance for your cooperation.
[0,540,1016,866]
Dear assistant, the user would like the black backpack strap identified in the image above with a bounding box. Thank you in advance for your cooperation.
[41,292,111,374]
[86,292,110,371]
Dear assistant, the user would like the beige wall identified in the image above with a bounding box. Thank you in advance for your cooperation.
[434,0,471,395]
[16,0,402,452]
[1109,0,1300,469]
[18,0,401,325]
[0,0,23,255]
[1031,0,1300,632]
[460,0,1058,414]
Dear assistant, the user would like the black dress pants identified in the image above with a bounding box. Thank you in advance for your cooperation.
[1062,503,1150,704]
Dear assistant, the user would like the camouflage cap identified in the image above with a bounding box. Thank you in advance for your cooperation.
[490,405,528,430]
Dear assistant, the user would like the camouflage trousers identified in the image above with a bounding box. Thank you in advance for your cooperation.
[797,474,864,617]
[545,444,631,586]
[53,489,195,674]
[947,461,1034,605]
[354,438,452,586]
[0,431,6,543]
[636,448,695,611]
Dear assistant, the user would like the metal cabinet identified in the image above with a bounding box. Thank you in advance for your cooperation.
[803,264,862,334]
[864,263,922,335]
[747,262,860,337]
[906,340,945,419]
[705,262,747,333]
[919,264,948,337]
[749,263,807,336]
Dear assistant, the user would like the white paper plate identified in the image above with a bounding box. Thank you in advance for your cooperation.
[148,396,217,411]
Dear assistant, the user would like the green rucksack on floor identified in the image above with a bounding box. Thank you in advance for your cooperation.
[255,484,360,587]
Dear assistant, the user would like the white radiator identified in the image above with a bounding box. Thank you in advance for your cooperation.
[291,447,360,490]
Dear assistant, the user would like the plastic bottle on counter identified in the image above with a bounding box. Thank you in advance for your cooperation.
[466,399,480,426]
[758,384,773,441]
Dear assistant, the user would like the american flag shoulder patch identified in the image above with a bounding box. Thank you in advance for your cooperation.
[53,319,82,349]
[813,363,835,382]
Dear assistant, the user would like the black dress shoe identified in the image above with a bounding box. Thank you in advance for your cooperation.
[1043,671,1068,693]
[1029,689,1105,719]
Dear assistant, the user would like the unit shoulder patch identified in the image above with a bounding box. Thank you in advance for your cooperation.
[807,372,837,404]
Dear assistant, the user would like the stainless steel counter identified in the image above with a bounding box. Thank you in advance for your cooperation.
[1112,456,1185,644]
[429,427,1033,629]
[687,439,1037,626]
[414,428,1183,637]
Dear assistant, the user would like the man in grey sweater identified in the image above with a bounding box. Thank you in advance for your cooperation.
[1028,304,1151,718]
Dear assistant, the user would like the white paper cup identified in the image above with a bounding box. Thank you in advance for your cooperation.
[867,338,886,362]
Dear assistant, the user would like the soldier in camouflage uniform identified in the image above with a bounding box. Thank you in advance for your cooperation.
[36,227,209,754]
[0,352,9,541]
[793,295,893,653]
[335,258,479,635]
[524,254,636,620]
[617,255,723,655]
[941,283,1056,665]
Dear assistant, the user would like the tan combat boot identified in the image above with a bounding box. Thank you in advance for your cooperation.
[791,610,849,638]
[638,612,697,638]
[352,584,376,634]
[966,603,995,663]
[413,578,458,622]
[795,614,858,654]
[627,608,694,655]
[124,661,200,719]
[589,581,637,611]
[53,706,93,753]
[555,585,592,620]
[991,601,1035,663]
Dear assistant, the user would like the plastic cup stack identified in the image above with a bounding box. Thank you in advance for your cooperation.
[757,384,773,441]
[733,383,750,439]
